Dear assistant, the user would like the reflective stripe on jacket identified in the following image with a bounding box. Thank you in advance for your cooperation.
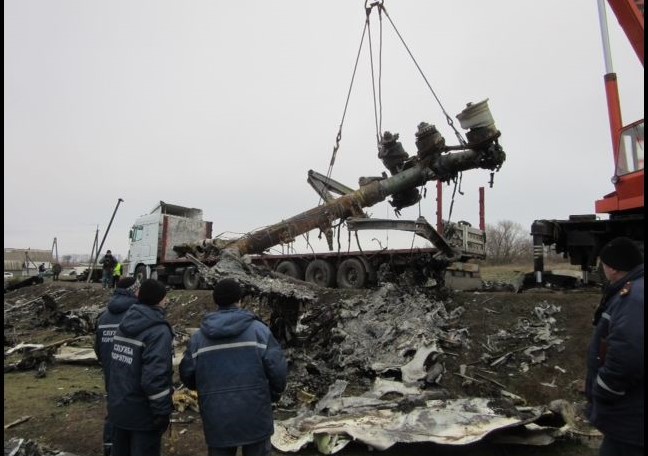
[586,265,644,447]
[179,308,287,448]
[108,304,174,431]
[94,288,138,390]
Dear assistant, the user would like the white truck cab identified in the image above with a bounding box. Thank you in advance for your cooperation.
[126,201,212,288]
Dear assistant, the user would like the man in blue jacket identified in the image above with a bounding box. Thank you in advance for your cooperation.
[586,237,644,456]
[180,278,287,456]
[94,276,140,456]
[107,279,174,456]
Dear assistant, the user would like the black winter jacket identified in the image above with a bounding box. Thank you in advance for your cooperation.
[107,304,174,431]
[586,265,644,447]
[179,308,287,448]
[94,289,138,390]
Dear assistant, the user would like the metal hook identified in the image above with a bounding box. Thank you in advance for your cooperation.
[365,0,384,14]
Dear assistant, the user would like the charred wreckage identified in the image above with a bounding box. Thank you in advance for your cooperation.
[171,100,505,291]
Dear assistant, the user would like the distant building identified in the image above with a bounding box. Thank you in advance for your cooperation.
[4,248,54,277]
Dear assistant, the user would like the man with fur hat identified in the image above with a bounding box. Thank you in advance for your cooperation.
[94,276,140,456]
[586,237,644,455]
[107,279,174,456]
[180,278,287,456]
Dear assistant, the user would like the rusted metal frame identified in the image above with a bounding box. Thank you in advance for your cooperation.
[345,216,456,259]
[307,170,356,201]
[180,142,503,258]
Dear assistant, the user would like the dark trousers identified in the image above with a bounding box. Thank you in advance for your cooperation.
[112,426,164,456]
[208,438,272,456]
[102,270,113,288]
[103,418,113,456]
[600,435,643,456]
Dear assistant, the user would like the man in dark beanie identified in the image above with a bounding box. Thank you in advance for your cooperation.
[94,276,140,456]
[107,279,174,456]
[586,237,644,456]
[180,278,287,456]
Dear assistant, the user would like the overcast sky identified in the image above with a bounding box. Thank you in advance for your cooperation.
[4,1,644,259]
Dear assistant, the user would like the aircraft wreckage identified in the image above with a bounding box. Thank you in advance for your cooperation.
[7,104,597,453]
[176,100,505,289]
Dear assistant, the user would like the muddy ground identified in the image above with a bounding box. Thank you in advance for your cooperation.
[4,280,602,456]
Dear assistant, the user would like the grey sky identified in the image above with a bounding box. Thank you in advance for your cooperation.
[4,1,644,258]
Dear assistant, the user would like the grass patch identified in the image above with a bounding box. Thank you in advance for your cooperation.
[4,365,105,450]
[479,261,580,283]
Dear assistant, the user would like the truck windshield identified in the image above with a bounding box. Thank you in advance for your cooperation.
[616,121,644,176]
[131,226,144,242]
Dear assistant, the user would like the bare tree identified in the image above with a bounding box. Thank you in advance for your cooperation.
[485,220,532,264]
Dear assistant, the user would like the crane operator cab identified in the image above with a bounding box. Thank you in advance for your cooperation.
[616,120,644,175]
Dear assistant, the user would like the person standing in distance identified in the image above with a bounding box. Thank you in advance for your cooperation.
[108,279,174,456]
[94,277,140,456]
[586,237,644,456]
[180,278,287,456]
[38,263,46,280]
[52,263,62,281]
[100,250,117,289]
[113,261,123,288]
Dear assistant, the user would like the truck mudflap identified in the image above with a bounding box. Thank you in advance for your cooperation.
[444,262,482,291]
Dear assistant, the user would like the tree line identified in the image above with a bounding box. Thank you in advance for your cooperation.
[484,220,563,265]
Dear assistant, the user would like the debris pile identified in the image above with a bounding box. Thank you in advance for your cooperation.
[4,271,600,454]
[4,437,81,456]
[56,390,103,407]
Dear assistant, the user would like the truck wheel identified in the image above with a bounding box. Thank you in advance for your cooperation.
[183,266,200,290]
[305,259,336,288]
[337,258,367,289]
[135,265,148,282]
[276,261,304,280]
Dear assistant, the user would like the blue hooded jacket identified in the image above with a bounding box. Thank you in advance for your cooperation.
[586,264,644,447]
[107,303,174,431]
[179,308,287,448]
[94,288,138,390]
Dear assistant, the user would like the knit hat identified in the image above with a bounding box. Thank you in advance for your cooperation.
[212,278,241,307]
[599,237,643,272]
[138,279,167,306]
[117,277,137,289]
[117,276,138,294]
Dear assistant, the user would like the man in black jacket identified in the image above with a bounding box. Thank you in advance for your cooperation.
[586,237,644,456]
[107,279,174,456]
[95,277,140,456]
[100,251,117,289]
[180,278,287,456]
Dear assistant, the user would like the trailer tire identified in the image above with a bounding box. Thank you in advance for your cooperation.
[135,265,148,283]
[305,259,336,288]
[276,261,303,280]
[183,266,200,290]
[337,258,368,289]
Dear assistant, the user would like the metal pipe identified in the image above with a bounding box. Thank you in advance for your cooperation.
[229,146,502,256]
[597,0,614,74]
[479,187,485,232]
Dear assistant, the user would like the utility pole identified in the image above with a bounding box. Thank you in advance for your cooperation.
[88,225,99,266]
[51,237,59,264]
[86,198,124,283]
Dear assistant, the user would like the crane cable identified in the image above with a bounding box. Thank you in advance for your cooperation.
[380,5,466,146]
[380,4,467,234]
[319,1,383,250]
[320,7,374,208]
[323,1,470,248]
